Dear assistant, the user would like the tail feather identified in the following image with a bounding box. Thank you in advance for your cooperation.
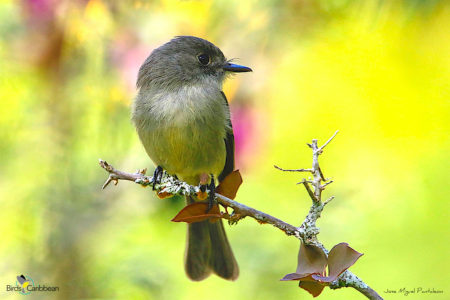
[208,220,239,280]
[185,221,212,281]
[184,196,239,281]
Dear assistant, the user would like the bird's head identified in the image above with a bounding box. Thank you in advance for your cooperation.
[137,36,252,89]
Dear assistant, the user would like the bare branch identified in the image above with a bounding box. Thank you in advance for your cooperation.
[98,130,382,300]
[99,159,302,237]
[274,165,313,173]
[299,179,318,203]
[323,196,335,206]
[320,180,334,190]
[318,130,339,153]
[215,193,300,237]
[331,271,383,300]
[318,166,326,181]
[99,159,144,187]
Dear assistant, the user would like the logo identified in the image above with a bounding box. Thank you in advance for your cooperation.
[16,275,34,295]
[6,274,59,295]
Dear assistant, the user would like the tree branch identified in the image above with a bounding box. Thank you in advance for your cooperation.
[98,130,382,300]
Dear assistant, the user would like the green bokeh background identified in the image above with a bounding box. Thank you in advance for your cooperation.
[0,0,448,299]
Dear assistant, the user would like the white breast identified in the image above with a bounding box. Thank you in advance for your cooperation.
[146,83,229,128]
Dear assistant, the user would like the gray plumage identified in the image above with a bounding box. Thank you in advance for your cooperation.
[132,36,251,281]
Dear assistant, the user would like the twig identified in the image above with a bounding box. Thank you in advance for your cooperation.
[100,160,145,188]
[318,166,326,181]
[318,130,339,152]
[323,196,335,206]
[299,179,318,202]
[98,131,381,300]
[274,165,313,173]
[321,180,334,190]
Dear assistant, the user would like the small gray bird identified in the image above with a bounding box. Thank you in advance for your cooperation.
[132,36,251,281]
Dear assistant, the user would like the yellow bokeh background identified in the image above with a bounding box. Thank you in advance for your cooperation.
[0,0,448,299]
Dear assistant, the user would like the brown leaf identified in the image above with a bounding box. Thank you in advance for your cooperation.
[171,202,221,223]
[280,273,317,282]
[312,242,363,283]
[216,170,243,200]
[280,243,327,282]
[296,242,328,275]
[299,281,325,297]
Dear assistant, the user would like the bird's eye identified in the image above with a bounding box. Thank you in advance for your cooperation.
[197,53,210,66]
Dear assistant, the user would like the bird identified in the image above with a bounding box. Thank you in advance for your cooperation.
[131,36,252,281]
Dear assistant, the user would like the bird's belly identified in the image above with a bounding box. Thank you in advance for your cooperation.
[133,85,230,184]
[142,120,226,184]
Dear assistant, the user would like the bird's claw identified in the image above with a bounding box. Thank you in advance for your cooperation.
[152,166,163,190]
[207,175,216,213]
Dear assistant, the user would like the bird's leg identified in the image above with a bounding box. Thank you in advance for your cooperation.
[207,174,216,212]
[152,166,163,190]
[198,173,215,211]
[199,173,209,193]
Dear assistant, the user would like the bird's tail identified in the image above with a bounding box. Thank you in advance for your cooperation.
[184,196,239,281]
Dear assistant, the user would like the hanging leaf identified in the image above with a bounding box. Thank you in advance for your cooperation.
[216,170,243,200]
[171,202,221,223]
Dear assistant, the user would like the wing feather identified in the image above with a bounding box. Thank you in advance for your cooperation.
[218,91,235,182]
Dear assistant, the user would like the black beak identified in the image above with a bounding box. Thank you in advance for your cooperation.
[223,62,252,73]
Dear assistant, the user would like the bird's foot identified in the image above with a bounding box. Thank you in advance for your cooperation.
[152,166,163,190]
[207,175,216,212]
[198,184,208,201]
[197,173,216,213]
[198,174,216,212]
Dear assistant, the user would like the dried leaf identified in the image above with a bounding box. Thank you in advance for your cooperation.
[280,273,302,281]
[216,170,243,200]
[297,242,328,275]
[312,243,363,282]
[171,202,221,223]
[281,273,317,281]
[280,243,327,282]
[299,281,325,297]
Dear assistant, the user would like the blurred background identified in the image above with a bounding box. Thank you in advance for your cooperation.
[0,0,449,299]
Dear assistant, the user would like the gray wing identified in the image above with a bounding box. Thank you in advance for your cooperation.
[218,91,235,182]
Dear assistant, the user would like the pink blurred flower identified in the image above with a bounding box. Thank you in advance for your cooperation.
[231,103,267,170]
